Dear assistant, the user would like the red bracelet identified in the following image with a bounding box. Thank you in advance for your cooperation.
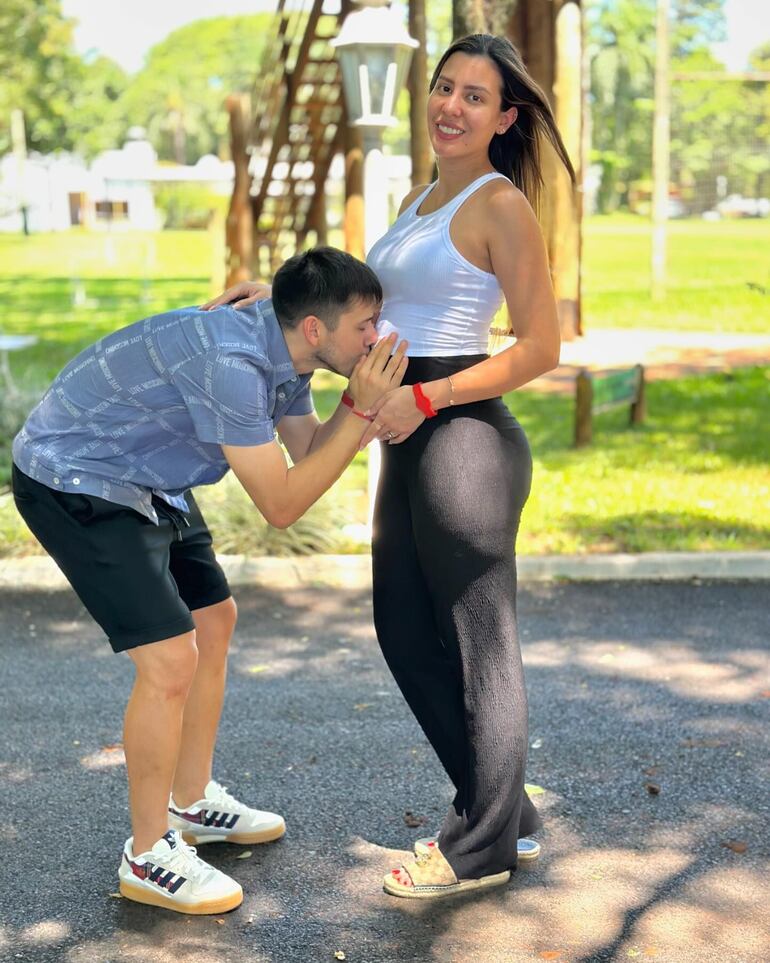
[341,390,374,422]
[412,382,437,418]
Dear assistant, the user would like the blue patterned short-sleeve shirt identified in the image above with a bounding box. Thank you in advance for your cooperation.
[12,300,314,522]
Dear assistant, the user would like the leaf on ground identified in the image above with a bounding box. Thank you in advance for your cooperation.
[538,952,562,960]
[644,781,661,795]
[108,892,122,899]
[354,703,373,711]
[236,850,252,859]
[644,949,658,957]
[214,918,225,925]
[525,783,546,795]
[722,840,747,854]
[403,810,427,828]
[247,665,270,674]
[334,952,346,960]
[680,737,726,748]
[627,949,641,958]
[101,744,123,753]
[530,738,543,749]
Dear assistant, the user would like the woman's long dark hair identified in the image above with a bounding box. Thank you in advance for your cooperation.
[430,34,576,210]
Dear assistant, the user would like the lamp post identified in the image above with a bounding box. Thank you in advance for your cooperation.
[332,0,419,529]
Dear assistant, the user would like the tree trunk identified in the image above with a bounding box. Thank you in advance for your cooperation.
[408,0,432,186]
[453,0,517,37]
[225,93,254,286]
[509,0,583,339]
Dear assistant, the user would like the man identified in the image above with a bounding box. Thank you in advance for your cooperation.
[12,247,407,915]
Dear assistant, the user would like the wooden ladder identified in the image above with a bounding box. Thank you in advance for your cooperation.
[246,0,347,277]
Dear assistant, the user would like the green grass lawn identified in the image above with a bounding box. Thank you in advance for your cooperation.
[583,214,770,332]
[1,221,769,557]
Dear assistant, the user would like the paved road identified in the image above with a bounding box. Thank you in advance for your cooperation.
[1,579,768,963]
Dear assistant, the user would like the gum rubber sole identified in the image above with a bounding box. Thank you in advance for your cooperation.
[383,869,511,900]
[119,880,243,914]
[181,819,286,846]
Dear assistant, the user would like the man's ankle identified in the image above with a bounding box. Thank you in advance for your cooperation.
[170,782,208,809]
[132,826,170,856]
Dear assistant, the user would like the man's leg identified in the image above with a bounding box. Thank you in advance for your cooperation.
[171,597,238,806]
[124,630,199,854]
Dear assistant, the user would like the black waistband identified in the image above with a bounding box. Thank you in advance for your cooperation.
[402,354,488,386]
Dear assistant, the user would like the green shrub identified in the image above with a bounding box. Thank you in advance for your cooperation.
[153,183,228,230]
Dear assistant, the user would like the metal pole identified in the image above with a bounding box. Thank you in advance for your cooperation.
[651,0,670,300]
[362,127,389,529]
[10,109,29,235]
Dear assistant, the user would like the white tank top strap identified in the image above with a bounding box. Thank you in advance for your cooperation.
[401,183,436,220]
[441,171,509,219]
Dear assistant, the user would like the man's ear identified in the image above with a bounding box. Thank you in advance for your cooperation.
[300,314,323,346]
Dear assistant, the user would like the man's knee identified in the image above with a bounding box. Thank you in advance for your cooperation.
[194,596,237,660]
[129,631,199,700]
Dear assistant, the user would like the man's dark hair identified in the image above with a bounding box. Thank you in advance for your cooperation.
[271,246,382,331]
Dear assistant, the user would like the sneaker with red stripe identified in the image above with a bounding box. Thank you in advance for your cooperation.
[118,829,242,914]
[168,779,286,845]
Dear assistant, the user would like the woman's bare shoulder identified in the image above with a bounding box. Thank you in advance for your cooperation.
[482,178,532,215]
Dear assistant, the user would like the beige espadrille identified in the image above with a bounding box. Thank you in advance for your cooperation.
[383,840,511,900]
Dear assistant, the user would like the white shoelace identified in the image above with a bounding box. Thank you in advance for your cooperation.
[206,781,252,815]
[157,838,217,885]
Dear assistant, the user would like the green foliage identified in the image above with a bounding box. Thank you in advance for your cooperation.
[1,8,273,163]
[586,0,762,213]
[153,183,228,230]
[121,15,272,163]
[0,0,80,154]
[1,225,769,557]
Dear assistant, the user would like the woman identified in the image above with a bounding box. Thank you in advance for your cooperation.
[207,33,574,899]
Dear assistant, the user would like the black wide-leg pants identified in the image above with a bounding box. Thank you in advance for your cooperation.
[372,355,541,880]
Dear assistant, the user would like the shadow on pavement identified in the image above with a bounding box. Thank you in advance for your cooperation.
[1,580,767,962]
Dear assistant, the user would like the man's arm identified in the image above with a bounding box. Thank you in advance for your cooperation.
[224,335,406,527]
[223,413,368,529]
[276,400,350,463]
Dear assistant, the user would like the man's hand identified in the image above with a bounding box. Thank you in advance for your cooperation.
[359,383,424,447]
[347,334,408,413]
[201,281,271,311]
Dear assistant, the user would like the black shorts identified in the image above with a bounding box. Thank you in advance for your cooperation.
[12,465,231,653]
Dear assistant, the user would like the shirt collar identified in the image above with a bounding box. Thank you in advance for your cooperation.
[253,298,310,393]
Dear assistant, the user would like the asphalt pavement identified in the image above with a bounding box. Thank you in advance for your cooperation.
[1,577,768,963]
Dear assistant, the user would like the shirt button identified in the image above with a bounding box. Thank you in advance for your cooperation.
[277,391,285,400]
[53,476,60,485]
[72,477,81,485]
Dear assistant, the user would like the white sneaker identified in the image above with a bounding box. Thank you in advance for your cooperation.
[118,829,243,915]
[168,779,286,845]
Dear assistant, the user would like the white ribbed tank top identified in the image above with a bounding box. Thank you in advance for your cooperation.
[367,171,507,356]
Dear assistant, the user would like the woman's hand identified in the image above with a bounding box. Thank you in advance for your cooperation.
[200,281,271,311]
[359,384,425,448]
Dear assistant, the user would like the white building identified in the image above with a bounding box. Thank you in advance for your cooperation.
[0,129,234,233]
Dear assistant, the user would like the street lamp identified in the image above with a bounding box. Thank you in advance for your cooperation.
[331,0,419,533]
[332,0,418,252]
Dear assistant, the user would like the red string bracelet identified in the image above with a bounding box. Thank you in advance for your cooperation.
[412,382,437,418]
[341,390,374,422]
